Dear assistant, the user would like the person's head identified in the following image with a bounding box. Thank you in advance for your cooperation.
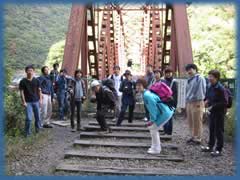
[74,69,83,79]
[124,70,132,80]
[154,69,162,80]
[25,65,35,78]
[185,64,198,77]
[113,65,120,75]
[164,67,173,79]
[136,78,148,93]
[53,63,59,70]
[146,64,153,73]
[41,66,49,76]
[60,69,67,77]
[91,80,101,93]
[208,70,220,85]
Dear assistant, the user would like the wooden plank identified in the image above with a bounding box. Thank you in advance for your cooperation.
[80,132,172,141]
[56,164,193,175]
[51,121,70,127]
[64,150,183,162]
[73,140,178,150]
[83,125,164,132]
[89,121,147,127]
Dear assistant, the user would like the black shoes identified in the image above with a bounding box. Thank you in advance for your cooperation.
[43,124,53,128]
[186,138,201,145]
[201,146,222,157]
[211,150,222,157]
[201,146,213,152]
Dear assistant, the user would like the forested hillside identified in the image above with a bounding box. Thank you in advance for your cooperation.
[4,4,71,70]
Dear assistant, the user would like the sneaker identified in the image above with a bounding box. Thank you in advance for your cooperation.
[211,150,222,157]
[77,127,85,131]
[201,146,212,152]
[186,138,194,144]
[43,124,53,128]
[71,129,76,132]
[147,148,161,154]
[143,117,148,122]
[112,118,116,122]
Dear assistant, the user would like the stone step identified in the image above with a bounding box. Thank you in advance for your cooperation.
[83,125,164,132]
[89,121,160,128]
[73,140,178,149]
[79,132,172,141]
[64,150,184,162]
[56,164,193,175]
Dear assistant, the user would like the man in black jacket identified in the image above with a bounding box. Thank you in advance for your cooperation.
[201,70,227,157]
[116,70,136,126]
[91,80,116,133]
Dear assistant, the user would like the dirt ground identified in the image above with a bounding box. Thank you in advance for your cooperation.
[6,115,235,176]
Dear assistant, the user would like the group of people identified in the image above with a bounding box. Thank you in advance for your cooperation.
[19,62,231,157]
[19,63,87,135]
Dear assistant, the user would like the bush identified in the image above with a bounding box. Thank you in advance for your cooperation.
[4,90,25,137]
[225,102,235,141]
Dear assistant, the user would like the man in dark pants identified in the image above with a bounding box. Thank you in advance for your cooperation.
[144,64,155,121]
[116,70,136,126]
[201,70,227,157]
[50,63,59,93]
[69,69,86,132]
[91,80,115,133]
[161,68,178,135]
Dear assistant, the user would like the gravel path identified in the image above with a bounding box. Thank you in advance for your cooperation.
[6,115,235,176]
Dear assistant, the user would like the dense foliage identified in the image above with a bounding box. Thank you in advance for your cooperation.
[187,4,235,78]
[4,4,71,70]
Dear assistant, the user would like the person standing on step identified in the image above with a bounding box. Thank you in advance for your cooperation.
[56,69,69,121]
[201,70,227,157]
[38,66,54,128]
[185,64,206,145]
[19,65,42,137]
[90,80,115,133]
[116,70,136,126]
[135,78,174,154]
[50,63,59,94]
[108,65,124,122]
[69,69,87,132]
[160,68,178,135]
[143,64,155,122]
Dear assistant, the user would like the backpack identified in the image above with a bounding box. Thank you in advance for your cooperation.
[149,82,173,102]
[224,88,233,108]
[101,78,118,99]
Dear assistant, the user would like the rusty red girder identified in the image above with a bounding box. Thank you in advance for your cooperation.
[162,4,193,75]
[62,4,193,79]
[62,5,87,76]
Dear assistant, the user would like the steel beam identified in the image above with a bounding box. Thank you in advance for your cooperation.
[62,5,87,76]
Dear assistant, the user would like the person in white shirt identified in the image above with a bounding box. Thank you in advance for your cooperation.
[109,65,124,121]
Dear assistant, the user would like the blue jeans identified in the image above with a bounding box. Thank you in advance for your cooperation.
[25,101,41,136]
[57,91,68,120]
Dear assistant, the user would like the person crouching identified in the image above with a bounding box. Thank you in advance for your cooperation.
[90,80,115,133]
[136,78,174,154]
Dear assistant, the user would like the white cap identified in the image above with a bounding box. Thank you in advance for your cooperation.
[91,80,100,88]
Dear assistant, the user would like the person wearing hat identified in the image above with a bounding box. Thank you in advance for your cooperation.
[108,65,124,121]
[116,70,136,126]
[90,80,115,133]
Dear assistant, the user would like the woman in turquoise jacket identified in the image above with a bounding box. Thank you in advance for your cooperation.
[136,78,174,154]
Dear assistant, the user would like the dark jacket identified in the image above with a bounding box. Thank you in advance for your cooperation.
[96,86,116,110]
[161,77,178,107]
[56,75,71,93]
[68,78,87,103]
[206,82,227,113]
[119,79,136,105]
[38,75,54,98]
